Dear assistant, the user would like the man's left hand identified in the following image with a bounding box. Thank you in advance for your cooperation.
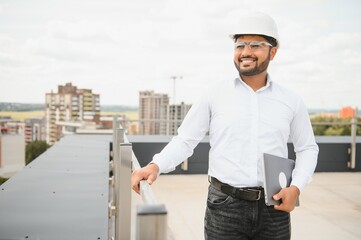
[273,185,300,212]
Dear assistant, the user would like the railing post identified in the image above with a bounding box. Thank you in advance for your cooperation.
[113,128,124,203]
[115,143,132,240]
[181,158,189,171]
[136,204,168,240]
[109,126,124,240]
[349,110,357,169]
[112,116,118,158]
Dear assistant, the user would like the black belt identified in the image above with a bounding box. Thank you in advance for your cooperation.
[210,177,264,201]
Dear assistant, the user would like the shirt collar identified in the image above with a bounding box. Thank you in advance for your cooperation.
[234,74,273,92]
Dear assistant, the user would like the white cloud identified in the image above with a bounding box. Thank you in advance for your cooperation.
[46,20,114,43]
[0,0,360,109]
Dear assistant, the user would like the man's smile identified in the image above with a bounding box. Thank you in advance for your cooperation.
[240,57,257,63]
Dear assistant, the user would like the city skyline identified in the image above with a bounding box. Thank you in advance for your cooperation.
[0,0,360,109]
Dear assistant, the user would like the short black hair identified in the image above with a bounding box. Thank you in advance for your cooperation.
[233,34,277,47]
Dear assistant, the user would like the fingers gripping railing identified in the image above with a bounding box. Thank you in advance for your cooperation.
[131,151,168,240]
[108,116,170,240]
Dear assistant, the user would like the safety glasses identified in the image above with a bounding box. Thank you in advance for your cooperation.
[234,41,273,51]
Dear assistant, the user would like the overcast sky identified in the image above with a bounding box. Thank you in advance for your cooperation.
[0,0,360,109]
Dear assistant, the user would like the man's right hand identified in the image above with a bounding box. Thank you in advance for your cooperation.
[131,163,160,194]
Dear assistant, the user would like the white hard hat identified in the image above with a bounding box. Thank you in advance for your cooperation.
[229,12,280,48]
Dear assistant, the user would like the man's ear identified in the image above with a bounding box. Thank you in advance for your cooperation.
[270,47,277,60]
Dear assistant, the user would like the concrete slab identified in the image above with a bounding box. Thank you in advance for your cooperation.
[0,135,111,240]
[148,173,361,240]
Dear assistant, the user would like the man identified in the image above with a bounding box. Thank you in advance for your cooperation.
[132,12,318,240]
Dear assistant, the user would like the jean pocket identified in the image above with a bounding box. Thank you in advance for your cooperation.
[207,185,233,208]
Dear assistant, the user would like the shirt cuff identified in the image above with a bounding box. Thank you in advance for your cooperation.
[151,153,175,175]
[291,175,311,192]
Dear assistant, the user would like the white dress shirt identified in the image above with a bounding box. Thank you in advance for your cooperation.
[152,76,319,191]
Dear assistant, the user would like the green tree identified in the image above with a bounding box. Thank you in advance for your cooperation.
[324,126,344,136]
[25,140,50,165]
[311,116,361,136]
[0,177,8,185]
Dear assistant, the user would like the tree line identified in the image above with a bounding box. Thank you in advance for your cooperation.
[311,116,361,136]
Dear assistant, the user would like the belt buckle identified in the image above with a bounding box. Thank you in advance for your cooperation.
[248,189,262,200]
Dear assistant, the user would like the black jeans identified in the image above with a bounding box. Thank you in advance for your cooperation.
[205,185,291,240]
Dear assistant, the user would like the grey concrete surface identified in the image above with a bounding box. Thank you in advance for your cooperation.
[0,135,111,240]
[146,173,361,240]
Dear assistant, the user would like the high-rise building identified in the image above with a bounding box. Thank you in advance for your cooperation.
[165,102,192,135]
[139,91,169,135]
[45,83,100,144]
[138,91,191,135]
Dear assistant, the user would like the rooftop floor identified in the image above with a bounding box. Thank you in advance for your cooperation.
[139,172,361,240]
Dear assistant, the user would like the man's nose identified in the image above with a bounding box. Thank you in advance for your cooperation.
[241,44,253,56]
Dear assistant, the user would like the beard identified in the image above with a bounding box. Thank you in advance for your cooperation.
[234,53,271,77]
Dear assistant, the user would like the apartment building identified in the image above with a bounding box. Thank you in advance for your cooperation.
[45,83,100,144]
[138,91,191,135]
[165,102,192,135]
[339,106,357,119]
[24,118,46,144]
[139,91,169,135]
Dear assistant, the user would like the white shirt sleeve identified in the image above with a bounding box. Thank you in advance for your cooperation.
[151,91,211,173]
[290,98,319,191]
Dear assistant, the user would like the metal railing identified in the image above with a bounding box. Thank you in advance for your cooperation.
[127,116,360,170]
[108,116,171,240]
[311,114,359,169]
[350,117,358,169]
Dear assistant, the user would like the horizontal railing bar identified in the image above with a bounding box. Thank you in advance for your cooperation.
[116,119,361,124]
[132,152,142,170]
[139,181,157,205]
[311,122,360,125]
